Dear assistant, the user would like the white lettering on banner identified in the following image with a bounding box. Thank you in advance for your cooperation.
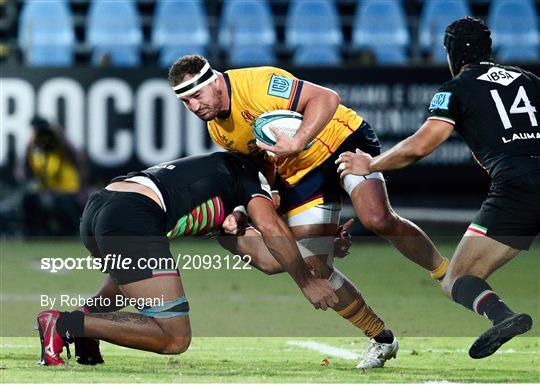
[136,80,181,164]
[407,84,440,106]
[361,108,426,135]
[0,77,214,168]
[87,79,133,166]
[38,78,85,149]
[184,109,222,156]
[327,84,391,106]
[0,77,484,170]
[0,79,34,165]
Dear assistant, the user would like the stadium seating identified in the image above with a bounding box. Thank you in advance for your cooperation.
[219,0,276,66]
[18,0,75,66]
[87,0,143,67]
[352,0,410,64]
[152,0,209,67]
[14,0,540,67]
[285,0,343,48]
[419,0,472,62]
[489,0,540,61]
[293,45,341,66]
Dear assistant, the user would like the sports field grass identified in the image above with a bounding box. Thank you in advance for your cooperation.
[1,239,539,383]
[1,336,539,383]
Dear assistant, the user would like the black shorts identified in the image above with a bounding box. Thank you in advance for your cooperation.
[80,189,178,285]
[282,121,382,213]
[470,170,540,250]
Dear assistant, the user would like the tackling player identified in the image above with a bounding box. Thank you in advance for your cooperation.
[37,152,338,365]
[336,17,539,358]
[168,55,450,368]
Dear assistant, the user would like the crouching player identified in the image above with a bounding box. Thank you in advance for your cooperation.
[36,152,338,365]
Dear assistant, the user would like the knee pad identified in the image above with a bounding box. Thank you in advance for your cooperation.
[297,236,335,265]
[342,172,384,196]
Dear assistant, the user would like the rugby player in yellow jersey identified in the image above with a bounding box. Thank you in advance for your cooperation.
[168,55,449,369]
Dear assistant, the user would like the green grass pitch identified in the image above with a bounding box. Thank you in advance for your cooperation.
[1,239,539,383]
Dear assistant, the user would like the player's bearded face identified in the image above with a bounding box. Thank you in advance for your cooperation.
[182,82,223,122]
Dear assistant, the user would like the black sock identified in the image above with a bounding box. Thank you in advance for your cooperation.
[373,329,394,344]
[56,311,85,338]
[84,303,103,313]
[452,275,514,325]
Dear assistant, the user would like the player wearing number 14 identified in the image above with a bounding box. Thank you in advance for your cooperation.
[336,17,539,359]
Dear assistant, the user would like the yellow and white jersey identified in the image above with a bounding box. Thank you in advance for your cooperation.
[207,66,363,186]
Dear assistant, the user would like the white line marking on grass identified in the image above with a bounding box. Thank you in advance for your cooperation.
[287,340,540,360]
[417,348,540,355]
[287,340,359,360]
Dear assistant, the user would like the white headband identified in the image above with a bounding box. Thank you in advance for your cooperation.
[172,62,217,98]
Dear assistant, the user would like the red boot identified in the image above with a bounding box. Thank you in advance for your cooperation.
[37,310,71,366]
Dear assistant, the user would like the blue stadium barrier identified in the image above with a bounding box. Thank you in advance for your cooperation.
[87,0,143,67]
[489,0,540,62]
[18,0,75,66]
[285,0,343,48]
[153,0,209,67]
[419,0,471,62]
[352,0,410,64]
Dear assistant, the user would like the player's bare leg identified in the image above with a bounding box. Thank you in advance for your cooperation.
[37,275,191,365]
[349,179,448,280]
[74,275,124,364]
[441,232,532,359]
[290,223,398,369]
[84,275,191,353]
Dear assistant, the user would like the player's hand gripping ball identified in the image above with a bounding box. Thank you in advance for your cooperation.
[253,110,313,157]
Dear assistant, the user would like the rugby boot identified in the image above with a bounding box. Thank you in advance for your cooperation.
[37,310,71,366]
[469,313,533,359]
[356,337,399,369]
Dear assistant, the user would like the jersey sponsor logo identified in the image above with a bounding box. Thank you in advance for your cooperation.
[429,92,452,111]
[241,110,256,123]
[267,74,294,99]
[477,67,522,86]
[501,131,540,144]
[219,134,234,148]
[149,162,176,170]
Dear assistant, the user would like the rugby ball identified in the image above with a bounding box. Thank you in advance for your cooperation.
[253,110,312,149]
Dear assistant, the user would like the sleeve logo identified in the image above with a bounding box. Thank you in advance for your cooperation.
[429,92,452,111]
[267,74,294,99]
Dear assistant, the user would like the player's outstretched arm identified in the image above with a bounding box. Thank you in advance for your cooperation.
[336,119,454,177]
[216,223,284,275]
[218,215,354,273]
[246,197,338,310]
